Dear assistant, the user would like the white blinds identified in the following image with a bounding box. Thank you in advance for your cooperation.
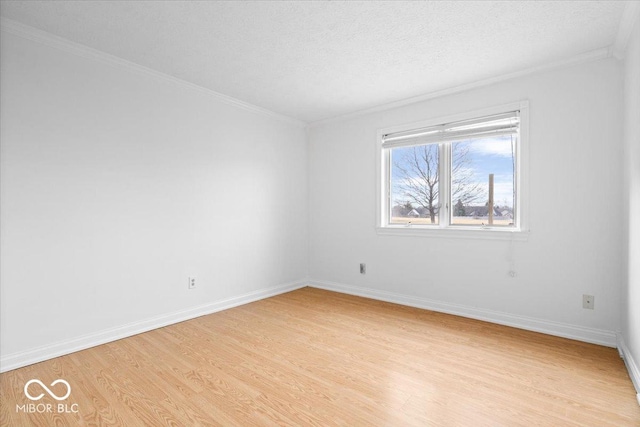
[382,111,520,149]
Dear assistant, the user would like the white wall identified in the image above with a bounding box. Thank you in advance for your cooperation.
[621,15,640,391]
[0,17,632,374]
[0,30,308,365]
[308,58,624,344]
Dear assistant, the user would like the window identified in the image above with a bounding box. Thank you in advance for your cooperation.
[377,102,528,237]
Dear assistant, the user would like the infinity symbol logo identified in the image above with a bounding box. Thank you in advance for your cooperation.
[24,379,71,401]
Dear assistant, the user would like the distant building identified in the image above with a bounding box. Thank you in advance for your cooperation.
[465,205,513,218]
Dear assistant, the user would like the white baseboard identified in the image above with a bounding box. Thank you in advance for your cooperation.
[0,280,307,373]
[617,334,640,399]
[3,280,622,375]
[309,280,617,347]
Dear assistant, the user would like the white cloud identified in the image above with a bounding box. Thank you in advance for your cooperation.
[466,136,516,157]
[471,181,514,207]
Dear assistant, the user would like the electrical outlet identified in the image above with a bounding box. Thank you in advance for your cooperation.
[188,277,196,289]
[582,294,594,309]
[360,263,366,274]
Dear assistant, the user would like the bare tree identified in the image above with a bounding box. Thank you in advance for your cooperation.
[450,142,486,206]
[393,142,485,224]
[393,145,439,223]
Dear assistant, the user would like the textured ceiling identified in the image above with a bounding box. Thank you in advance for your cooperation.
[0,1,629,123]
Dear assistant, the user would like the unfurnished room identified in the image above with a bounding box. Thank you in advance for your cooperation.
[1,1,640,426]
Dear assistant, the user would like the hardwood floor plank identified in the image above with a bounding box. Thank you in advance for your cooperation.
[1,287,638,426]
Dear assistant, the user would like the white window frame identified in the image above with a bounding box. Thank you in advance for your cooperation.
[376,101,529,240]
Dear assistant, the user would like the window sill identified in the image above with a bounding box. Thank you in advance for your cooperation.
[376,225,530,241]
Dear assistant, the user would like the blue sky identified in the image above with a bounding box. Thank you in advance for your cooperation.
[391,135,516,208]
[459,135,515,207]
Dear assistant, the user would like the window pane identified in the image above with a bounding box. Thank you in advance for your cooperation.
[450,135,516,227]
[390,145,440,225]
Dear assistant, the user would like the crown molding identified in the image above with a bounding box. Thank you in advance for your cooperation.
[0,17,305,128]
[612,1,640,60]
[307,47,611,128]
[1,13,626,130]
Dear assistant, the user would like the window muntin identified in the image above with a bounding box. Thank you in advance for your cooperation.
[382,110,521,232]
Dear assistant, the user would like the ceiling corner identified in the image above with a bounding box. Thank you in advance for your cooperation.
[612,1,640,59]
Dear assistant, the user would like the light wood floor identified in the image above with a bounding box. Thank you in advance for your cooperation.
[1,287,638,426]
